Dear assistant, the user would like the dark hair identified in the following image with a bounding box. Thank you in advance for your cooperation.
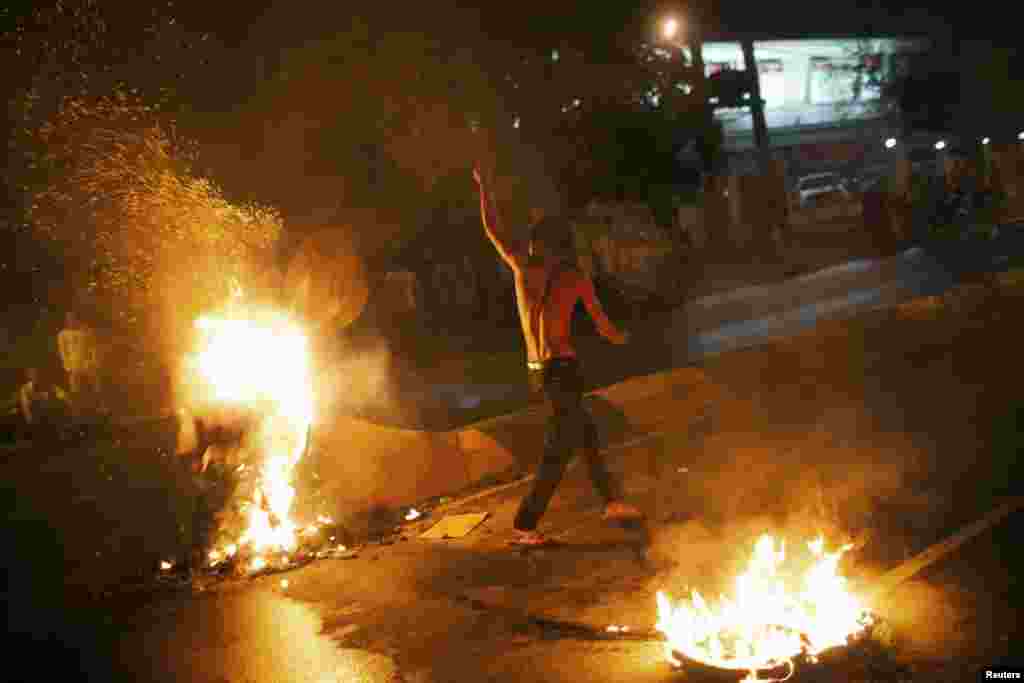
[529,216,575,256]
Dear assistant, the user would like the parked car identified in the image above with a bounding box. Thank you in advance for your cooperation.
[794,172,850,208]
[846,164,892,194]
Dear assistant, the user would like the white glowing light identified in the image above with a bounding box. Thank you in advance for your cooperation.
[982,137,991,145]
[662,17,679,40]
[160,560,173,571]
[884,137,897,149]
[934,140,947,150]
[188,307,314,563]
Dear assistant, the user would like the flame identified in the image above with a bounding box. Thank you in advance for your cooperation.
[404,508,422,521]
[655,535,872,681]
[184,297,315,565]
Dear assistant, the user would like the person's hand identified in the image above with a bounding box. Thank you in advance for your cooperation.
[472,165,483,186]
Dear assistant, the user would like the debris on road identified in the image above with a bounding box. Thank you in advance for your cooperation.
[317,545,360,560]
[420,512,489,540]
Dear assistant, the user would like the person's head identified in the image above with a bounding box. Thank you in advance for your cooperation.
[528,216,576,264]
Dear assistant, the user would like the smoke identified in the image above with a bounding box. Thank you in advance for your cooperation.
[313,339,396,422]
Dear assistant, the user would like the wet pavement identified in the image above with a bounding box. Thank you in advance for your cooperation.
[115,588,399,683]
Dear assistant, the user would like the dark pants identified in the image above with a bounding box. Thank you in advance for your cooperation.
[514,358,620,531]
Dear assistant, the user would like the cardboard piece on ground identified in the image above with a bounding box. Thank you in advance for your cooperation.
[419,512,490,540]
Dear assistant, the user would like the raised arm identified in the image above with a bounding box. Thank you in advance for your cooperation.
[579,275,628,345]
[473,167,524,271]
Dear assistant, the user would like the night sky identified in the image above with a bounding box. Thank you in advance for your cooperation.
[0,0,1008,78]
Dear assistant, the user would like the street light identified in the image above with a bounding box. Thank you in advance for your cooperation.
[662,17,680,40]
[934,140,947,151]
[1018,131,1024,141]
[982,137,991,145]
[885,137,897,149]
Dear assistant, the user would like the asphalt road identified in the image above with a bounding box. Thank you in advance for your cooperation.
[384,228,1024,430]
[5,231,1022,683]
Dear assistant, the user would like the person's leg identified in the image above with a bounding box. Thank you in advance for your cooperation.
[513,370,577,533]
[89,370,108,416]
[66,371,82,419]
[513,414,573,532]
[67,370,81,397]
[569,362,643,521]
[580,407,621,504]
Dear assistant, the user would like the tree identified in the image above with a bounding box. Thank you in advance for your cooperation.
[888,43,1023,141]
[491,39,720,211]
[229,20,503,250]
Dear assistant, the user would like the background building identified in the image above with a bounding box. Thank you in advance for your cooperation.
[697,36,930,176]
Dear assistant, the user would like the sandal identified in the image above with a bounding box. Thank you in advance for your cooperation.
[602,501,645,522]
[509,530,550,547]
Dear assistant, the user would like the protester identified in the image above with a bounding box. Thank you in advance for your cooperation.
[473,164,643,547]
[57,311,105,418]
[17,368,42,428]
[16,368,70,439]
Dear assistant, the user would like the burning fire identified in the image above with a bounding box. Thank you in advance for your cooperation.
[184,295,318,568]
[655,535,872,681]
